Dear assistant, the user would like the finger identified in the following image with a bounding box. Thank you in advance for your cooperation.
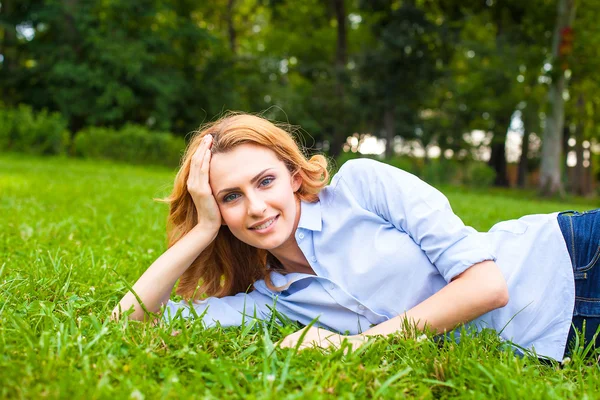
[201,147,211,174]
[191,135,212,167]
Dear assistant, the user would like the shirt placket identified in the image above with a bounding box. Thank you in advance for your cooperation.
[296,228,389,326]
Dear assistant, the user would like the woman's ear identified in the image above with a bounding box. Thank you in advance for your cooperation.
[291,171,302,192]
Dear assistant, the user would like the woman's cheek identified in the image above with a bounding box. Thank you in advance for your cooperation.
[226,208,246,230]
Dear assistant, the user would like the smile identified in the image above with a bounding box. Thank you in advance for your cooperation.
[249,215,279,231]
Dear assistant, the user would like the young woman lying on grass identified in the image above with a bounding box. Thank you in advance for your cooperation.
[114,113,599,362]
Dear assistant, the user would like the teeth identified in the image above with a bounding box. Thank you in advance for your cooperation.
[253,217,276,230]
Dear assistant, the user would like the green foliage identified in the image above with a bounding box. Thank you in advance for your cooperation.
[384,155,422,177]
[333,150,376,172]
[2,154,600,398]
[422,159,461,186]
[463,162,498,188]
[336,153,497,188]
[73,124,185,167]
[3,0,600,192]
[0,105,70,155]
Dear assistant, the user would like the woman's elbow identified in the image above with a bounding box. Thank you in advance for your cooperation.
[491,278,509,309]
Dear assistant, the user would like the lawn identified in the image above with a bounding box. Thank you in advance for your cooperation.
[1,153,599,399]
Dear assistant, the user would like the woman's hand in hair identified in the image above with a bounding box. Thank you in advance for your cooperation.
[187,134,222,235]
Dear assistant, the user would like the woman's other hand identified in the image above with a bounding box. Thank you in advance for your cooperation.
[279,326,368,352]
[187,134,222,234]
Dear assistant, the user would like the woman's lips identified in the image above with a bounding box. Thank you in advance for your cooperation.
[249,215,279,233]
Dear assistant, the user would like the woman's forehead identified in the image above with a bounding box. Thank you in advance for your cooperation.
[209,144,286,186]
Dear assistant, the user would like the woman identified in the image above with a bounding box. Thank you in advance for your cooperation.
[114,113,600,362]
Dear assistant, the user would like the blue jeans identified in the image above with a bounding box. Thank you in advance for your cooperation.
[557,209,600,358]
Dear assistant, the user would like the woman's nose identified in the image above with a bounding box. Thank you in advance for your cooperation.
[247,193,267,216]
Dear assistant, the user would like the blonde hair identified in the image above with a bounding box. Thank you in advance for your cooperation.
[163,113,329,300]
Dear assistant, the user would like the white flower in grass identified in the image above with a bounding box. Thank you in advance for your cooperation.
[416,334,428,342]
[130,389,144,400]
[266,374,276,382]
[561,357,571,366]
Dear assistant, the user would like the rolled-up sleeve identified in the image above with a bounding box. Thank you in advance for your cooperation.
[338,158,496,281]
[163,289,274,327]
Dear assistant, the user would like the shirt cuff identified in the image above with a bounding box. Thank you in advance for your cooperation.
[436,233,497,282]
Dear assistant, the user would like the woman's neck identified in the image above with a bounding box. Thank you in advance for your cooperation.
[270,246,315,275]
[268,197,315,275]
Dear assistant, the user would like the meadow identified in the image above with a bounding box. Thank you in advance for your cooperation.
[1,153,600,399]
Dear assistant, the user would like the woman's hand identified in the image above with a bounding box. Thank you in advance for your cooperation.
[187,134,222,234]
[279,326,368,352]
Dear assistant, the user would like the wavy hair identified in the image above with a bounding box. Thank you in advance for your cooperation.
[162,113,329,300]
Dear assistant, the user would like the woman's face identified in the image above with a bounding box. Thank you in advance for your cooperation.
[209,143,302,251]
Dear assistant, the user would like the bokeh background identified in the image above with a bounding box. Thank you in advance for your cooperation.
[1,0,598,197]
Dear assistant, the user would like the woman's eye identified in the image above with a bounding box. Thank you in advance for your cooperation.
[223,193,240,203]
[260,177,274,186]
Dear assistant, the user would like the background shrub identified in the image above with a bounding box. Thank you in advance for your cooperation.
[334,151,376,173]
[385,155,422,176]
[421,158,461,186]
[334,152,496,188]
[0,105,70,155]
[74,124,185,167]
[463,162,497,188]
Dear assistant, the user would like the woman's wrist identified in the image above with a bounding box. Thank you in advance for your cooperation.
[189,222,220,243]
[348,333,370,343]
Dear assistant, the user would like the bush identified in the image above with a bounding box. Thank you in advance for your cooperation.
[384,155,422,176]
[0,105,70,155]
[74,124,185,167]
[333,151,377,173]
[463,162,497,188]
[334,152,496,189]
[421,158,460,186]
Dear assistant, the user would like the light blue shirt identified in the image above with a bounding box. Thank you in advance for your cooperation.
[165,158,575,361]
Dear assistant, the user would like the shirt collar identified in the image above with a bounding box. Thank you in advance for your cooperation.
[298,200,322,232]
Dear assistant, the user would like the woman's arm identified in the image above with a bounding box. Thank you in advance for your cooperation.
[113,134,221,321]
[112,225,217,321]
[280,260,508,350]
[360,260,509,338]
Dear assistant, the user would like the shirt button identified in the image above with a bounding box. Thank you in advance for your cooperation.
[358,305,366,311]
[329,284,335,290]
[311,256,317,262]
[298,233,305,240]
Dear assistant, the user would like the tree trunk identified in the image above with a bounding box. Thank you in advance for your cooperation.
[539,0,577,196]
[488,115,511,186]
[227,0,237,54]
[572,94,587,196]
[384,108,395,159]
[333,0,347,68]
[517,108,537,188]
[328,0,347,158]
[1,0,19,105]
[572,124,585,195]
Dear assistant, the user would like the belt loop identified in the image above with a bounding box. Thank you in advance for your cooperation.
[568,215,576,267]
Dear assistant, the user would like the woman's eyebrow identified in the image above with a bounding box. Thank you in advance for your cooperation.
[217,168,274,196]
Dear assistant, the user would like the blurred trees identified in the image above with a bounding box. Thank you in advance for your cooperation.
[2,0,600,193]
[539,0,576,196]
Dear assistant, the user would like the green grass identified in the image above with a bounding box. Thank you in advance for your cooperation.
[1,153,600,399]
